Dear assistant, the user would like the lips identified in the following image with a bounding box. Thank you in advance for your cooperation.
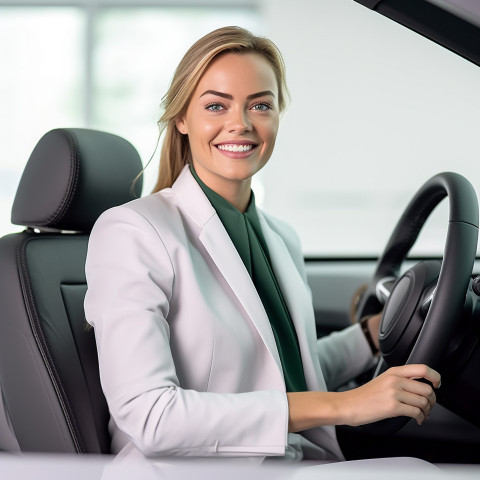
[217,144,255,152]
[214,141,259,158]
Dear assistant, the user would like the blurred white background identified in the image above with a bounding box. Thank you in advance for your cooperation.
[1,0,479,256]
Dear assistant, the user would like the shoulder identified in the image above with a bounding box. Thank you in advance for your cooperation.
[86,193,178,299]
[91,190,179,235]
[88,189,200,266]
[93,166,215,235]
[258,209,303,255]
[112,189,179,221]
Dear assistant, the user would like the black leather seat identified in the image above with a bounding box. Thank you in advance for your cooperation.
[0,128,143,453]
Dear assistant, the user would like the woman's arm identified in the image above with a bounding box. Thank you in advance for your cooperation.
[287,364,441,432]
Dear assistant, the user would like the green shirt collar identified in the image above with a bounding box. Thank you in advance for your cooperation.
[190,164,263,236]
[190,164,269,269]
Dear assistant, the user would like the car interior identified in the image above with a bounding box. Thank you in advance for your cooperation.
[307,0,480,465]
[1,0,480,472]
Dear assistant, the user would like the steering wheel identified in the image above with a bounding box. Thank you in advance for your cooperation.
[355,172,479,434]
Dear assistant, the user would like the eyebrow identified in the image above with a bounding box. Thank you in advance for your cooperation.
[199,90,276,101]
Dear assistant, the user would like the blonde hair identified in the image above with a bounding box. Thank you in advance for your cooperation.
[151,26,289,192]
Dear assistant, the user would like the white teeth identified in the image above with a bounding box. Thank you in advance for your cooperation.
[217,144,254,152]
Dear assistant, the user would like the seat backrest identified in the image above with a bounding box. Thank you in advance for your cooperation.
[0,128,143,453]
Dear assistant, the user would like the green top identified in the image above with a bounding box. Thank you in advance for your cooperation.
[191,165,307,392]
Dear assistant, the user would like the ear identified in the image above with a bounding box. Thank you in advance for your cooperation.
[175,117,188,135]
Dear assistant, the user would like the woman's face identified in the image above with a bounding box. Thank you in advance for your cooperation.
[176,52,280,204]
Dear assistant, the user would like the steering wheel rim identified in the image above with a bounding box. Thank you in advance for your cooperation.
[357,172,478,434]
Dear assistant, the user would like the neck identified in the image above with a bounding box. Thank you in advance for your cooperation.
[216,180,251,212]
[192,165,252,213]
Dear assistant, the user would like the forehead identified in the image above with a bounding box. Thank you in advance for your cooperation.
[195,52,278,96]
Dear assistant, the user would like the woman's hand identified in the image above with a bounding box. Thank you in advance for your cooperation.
[287,364,441,432]
[335,364,441,426]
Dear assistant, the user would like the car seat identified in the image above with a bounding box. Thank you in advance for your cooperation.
[0,128,143,453]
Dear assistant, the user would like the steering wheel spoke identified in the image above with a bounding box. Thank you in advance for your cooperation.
[375,276,397,304]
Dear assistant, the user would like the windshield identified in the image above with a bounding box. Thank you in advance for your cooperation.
[258,0,480,257]
[1,1,478,258]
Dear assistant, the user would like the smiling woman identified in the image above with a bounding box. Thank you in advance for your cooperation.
[1,1,479,468]
[84,26,440,464]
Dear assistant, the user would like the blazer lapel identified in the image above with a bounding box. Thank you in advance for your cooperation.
[258,213,328,392]
[172,167,283,374]
[200,219,283,371]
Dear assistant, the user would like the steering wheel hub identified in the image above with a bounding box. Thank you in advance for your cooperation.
[380,261,441,366]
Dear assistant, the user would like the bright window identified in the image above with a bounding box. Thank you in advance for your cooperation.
[0,3,259,236]
[0,7,84,236]
[261,0,480,258]
[2,1,479,260]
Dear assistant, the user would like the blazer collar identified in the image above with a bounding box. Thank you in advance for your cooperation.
[172,166,283,373]
[171,165,217,228]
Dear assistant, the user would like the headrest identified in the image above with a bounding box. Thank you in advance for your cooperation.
[11,128,143,232]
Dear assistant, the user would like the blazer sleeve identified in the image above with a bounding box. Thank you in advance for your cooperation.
[84,205,288,458]
[316,325,375,391]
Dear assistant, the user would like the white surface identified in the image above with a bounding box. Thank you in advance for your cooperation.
[1,454,480,480]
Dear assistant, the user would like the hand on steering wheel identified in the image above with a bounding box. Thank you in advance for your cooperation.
[340,364,440,427]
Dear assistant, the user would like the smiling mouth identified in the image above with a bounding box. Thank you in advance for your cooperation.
[216,144,257,153]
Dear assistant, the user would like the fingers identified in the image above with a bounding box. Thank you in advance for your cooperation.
[389,364,441,389]
[398,402,428,426]
[401,374,437,406]
[396,386,436,425]
[384,364,440,425]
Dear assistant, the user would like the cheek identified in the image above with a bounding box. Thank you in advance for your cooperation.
[260,118,279,146]
[263,121,279,160]
[203,123,219,140]
[190,121,221,149]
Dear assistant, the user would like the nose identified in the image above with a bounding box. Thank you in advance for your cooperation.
[227,108,253,134]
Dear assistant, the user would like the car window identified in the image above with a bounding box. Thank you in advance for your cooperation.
[2,1,478,259]
[258,1,480,258]
[0,3,259,237]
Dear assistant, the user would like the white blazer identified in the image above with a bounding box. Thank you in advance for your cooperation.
[84,165,374,461]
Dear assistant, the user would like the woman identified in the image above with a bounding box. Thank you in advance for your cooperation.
[84,26,440,462]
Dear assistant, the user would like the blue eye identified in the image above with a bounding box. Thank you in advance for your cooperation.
[206,103,225,112]
[251,103,271,111]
